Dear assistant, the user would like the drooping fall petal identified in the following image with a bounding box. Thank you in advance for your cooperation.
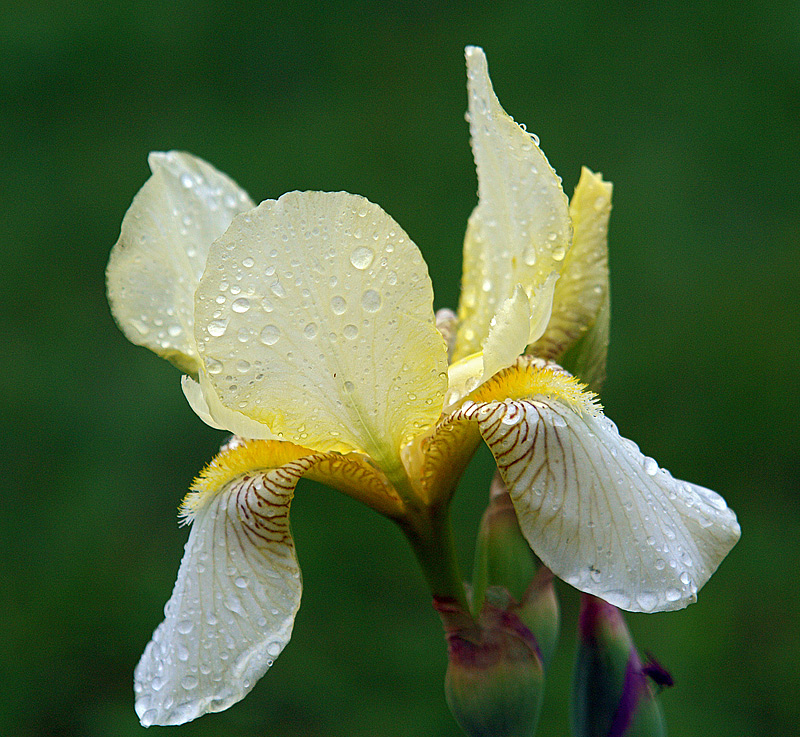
[135,439,400,726]
[428,358,740,612]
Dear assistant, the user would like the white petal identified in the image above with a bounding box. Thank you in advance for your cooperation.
[107,151,254,374]
[134,466,303,725]
[460,398,740,612]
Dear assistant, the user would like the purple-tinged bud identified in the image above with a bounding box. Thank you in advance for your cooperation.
[436,597,545,737]
[571,595,668,737]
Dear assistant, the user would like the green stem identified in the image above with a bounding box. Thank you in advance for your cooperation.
[399,505,473,621]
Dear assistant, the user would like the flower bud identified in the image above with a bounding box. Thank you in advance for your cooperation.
[472,472,560,669]
[571,595,668,737]
[437,598,545,737]
[472,472,538,607]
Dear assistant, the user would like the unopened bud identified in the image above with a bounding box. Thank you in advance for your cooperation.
[437,597,544,737]
[571,594,668,737]
[472,472,537,606]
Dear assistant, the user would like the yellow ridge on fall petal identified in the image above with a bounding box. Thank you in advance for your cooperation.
[470,356,601,416]
[183,438,402,520]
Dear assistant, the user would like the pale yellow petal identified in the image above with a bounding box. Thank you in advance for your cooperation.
[107,152,254,374]
[531,166,612,361]
[481,285,531,381]
[559,287,610,392]
[195,191,448,473]
[181,374,278,439]
[453,47,572,361]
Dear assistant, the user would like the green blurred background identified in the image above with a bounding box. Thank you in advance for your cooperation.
[2,1,798,735]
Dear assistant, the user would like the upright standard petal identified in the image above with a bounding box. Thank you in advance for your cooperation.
[135,439,401,727]
[453,47,572,361]
[531,167,612,364]
[429,359,740,612]
[195,191,448,474]
[107,152,254,374]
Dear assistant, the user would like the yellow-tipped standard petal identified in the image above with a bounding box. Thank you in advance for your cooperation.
[428,358,740,612]
[195,191,448,473]
[531,167,612,363]
[135,439,402,726]
[453,47,572,361]
[107,152,255,375]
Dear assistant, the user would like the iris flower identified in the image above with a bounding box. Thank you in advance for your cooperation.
[107,47,739,727]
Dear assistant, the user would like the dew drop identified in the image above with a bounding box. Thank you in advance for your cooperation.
[665,587,682,602]
[350,246,374,270]
[344,381,355,393]
[643,457,659,476]
[180,173,194,188]
[552,246,566,261]
[331,296,347,315]
[343,324,359,339]
[361,289,382,312]
[636,592,659,612]
[176,644,189,662]
[141,709,158,727]
[242,257,255,268]
[234,576,249,589]
[259,325,280,346]
[176,619,194,635]
[236,359,250,373]
[231,297,250,313]
[181,675,199,690]
[303,323,318,339]
[207,319,228,337]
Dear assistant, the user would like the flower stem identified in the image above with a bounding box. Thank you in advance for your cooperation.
[399,505,473,621]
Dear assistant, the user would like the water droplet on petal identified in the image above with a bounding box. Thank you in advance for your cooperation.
[331,296,347,315]
[207,319,228,337]
[259,325,280,346]
[181,675,199,690]
[303,323,318,339]
[361,289,381,312]
[231,297,250,313]
[350,246,374,270]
